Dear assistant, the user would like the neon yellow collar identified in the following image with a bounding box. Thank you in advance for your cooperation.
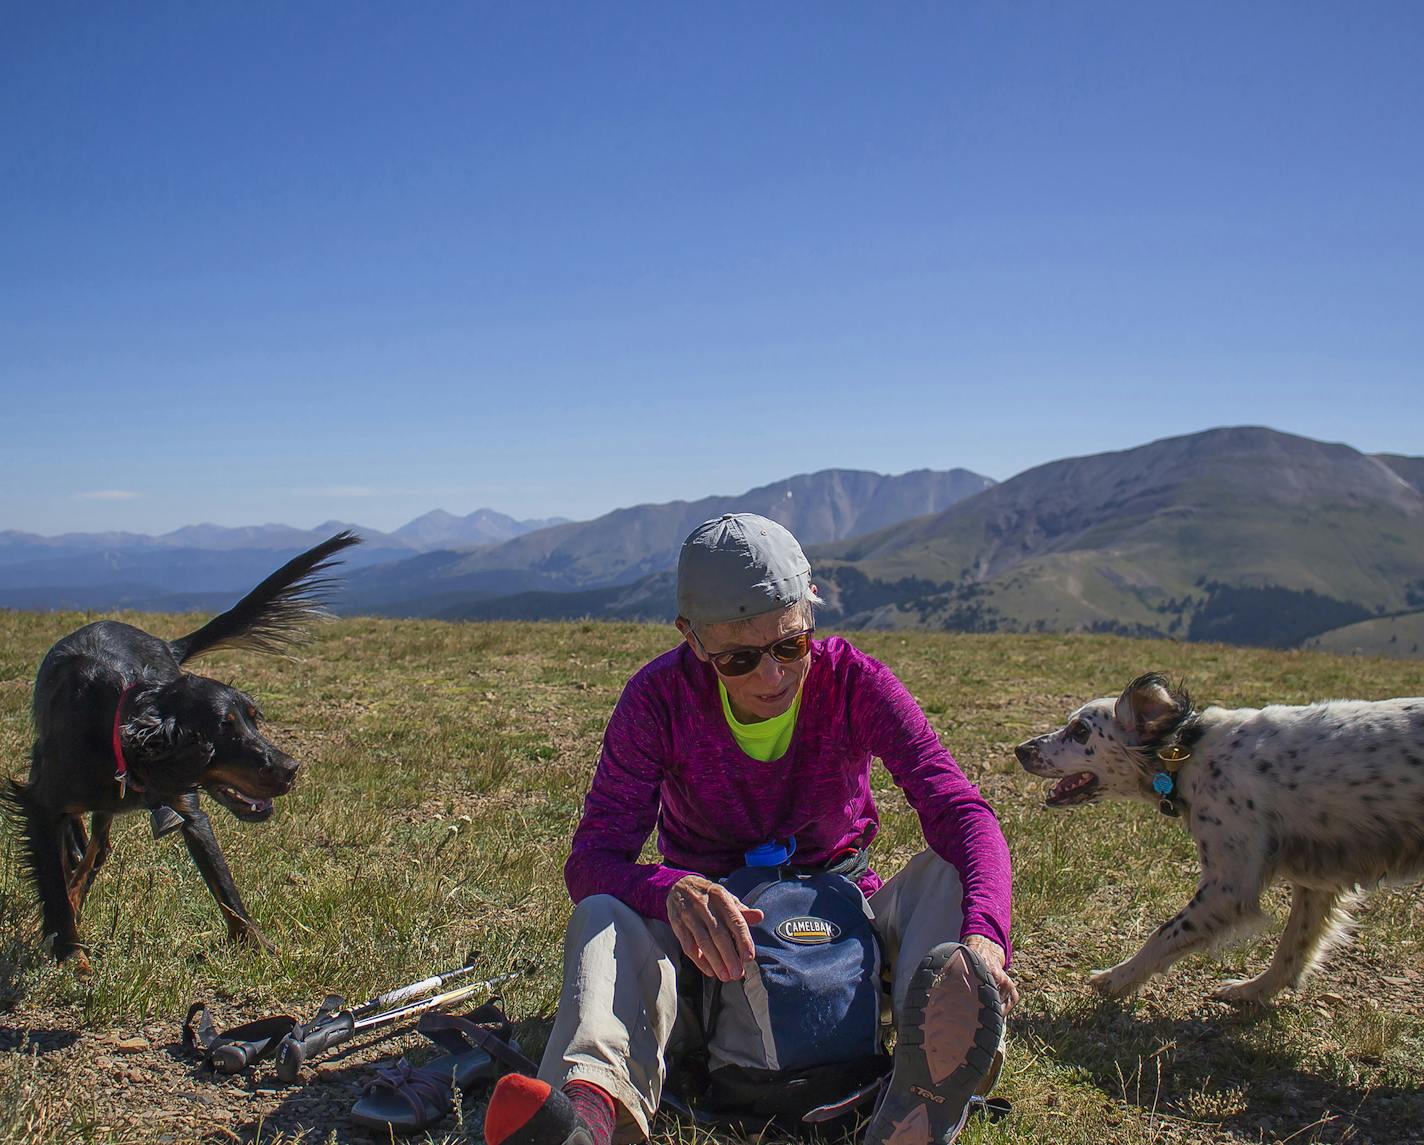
[718,681,803,761]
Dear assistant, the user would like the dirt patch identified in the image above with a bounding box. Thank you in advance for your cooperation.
[2,996,518,1144]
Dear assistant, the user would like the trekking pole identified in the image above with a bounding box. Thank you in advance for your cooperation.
[274,960,532,1082]
[205,952,480,1076]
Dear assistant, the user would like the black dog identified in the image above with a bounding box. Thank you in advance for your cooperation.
[5,531,360,969]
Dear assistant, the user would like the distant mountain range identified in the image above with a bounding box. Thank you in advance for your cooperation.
[338,468,994,613]
[0,508,565,612]
[5,430,1423,657]
[0,468,992,613]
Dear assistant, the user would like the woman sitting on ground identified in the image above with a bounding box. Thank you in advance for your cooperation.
[484,512,1017,1145]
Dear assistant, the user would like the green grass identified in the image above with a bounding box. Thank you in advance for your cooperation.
[2,613,1423,1144]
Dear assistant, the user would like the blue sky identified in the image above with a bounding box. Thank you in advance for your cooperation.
[2,2,1420,535]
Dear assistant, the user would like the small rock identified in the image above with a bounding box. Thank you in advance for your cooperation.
[116,1036,150,1053]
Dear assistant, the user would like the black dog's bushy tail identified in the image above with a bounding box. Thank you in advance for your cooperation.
[2,777,42,895]
[170,531,362,663]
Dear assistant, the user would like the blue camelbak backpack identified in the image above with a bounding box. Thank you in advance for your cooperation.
[698,839,889,1122]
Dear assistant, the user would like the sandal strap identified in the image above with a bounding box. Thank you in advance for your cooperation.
[364,1057,454,1121]
[416,1000,511,1047]
[417,1010,538,1075]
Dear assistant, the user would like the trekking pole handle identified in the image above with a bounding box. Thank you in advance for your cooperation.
[274,1014,355,1084]
[210,1037,273,1075]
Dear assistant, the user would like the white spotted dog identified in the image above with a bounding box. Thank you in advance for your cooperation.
[1015,674,1424,1004]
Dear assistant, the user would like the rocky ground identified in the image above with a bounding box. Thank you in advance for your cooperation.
[2,1002,510,1144]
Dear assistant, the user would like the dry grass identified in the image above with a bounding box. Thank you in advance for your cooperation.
[1,612,1422,1144]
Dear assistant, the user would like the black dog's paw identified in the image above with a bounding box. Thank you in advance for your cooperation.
[45,933,93,977]
[227,920,279,955]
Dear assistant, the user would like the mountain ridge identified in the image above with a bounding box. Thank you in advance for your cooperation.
[1,506,565,555]
[338,467,995,612]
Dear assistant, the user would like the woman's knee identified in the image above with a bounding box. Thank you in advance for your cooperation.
[565,895,683,971]
[571,893,640,926]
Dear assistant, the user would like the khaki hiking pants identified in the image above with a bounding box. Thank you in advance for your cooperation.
[537,850,1006,1140]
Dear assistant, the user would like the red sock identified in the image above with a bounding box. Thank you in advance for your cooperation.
[485,1075,554,1145]
[484,1074,616,1145]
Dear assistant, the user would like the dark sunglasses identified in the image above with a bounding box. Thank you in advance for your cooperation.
[693,627,815,677]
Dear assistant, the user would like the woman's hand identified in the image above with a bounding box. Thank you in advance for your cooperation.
[667,875,765,982]
[964,934,1019,1014]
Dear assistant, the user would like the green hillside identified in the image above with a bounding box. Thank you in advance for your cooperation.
[813,428,1424,650]
[1305,609,1424,659]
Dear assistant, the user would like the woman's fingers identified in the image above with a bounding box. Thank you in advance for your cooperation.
[962,934,1018,1014]
[705,885,755,972]
[676,930,718,979]
[668,877,735,978]
[987,963,1018,1012]
[667,877,762,981]
[686,887,747,979]
[676,916,733,979]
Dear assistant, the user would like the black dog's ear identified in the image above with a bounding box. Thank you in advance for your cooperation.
[1114,674,1190,741]
[121,694,213,777]
[122,705,184,760]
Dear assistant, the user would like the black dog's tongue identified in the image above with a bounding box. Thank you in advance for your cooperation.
[230,786,272,812]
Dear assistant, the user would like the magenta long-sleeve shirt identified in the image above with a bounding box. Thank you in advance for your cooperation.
[564,636,1013,959]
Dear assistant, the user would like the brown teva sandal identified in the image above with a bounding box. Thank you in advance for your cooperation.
[862,943,1004,1145]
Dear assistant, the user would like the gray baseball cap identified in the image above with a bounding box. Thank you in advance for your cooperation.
[677,513,812,627]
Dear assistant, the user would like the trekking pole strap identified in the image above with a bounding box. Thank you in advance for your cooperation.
[183,1001,299,1074]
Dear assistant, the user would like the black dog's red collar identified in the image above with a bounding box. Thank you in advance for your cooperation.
[112,685,143,796]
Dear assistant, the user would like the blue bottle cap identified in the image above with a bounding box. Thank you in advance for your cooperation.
[744,837,796,867]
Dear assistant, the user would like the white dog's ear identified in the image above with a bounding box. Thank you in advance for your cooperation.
[1114,674,1187,740]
